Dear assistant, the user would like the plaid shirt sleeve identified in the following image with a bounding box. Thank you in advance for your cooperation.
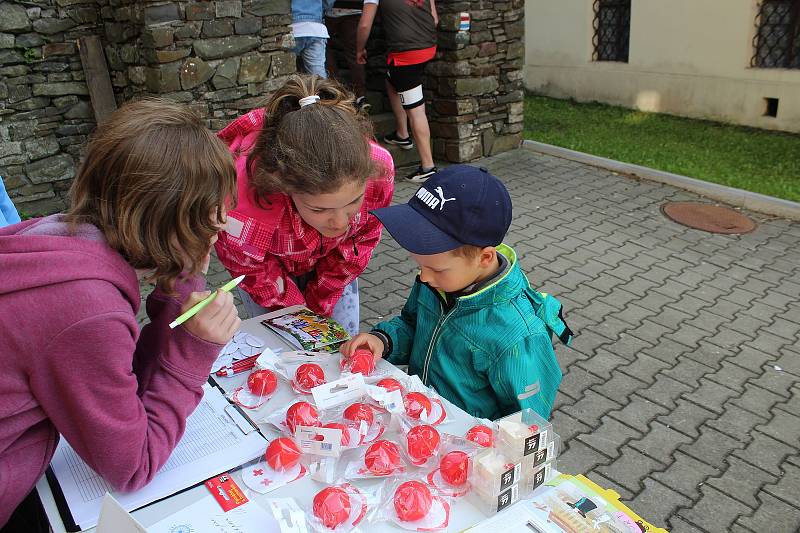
[303,144,395,316]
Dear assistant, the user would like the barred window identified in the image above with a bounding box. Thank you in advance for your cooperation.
[592,0,631,62]
[752,0,800,69]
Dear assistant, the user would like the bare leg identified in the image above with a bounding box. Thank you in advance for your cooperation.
[407,103,434,169]
[385,79,409,139]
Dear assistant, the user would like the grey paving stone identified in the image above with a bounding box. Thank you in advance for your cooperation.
[592,372,649,405]
[558,439,612,475]
[576,415,642,459]
[618,353,672,384]
[630,478,692,531]
[679,425,745,468]
[596,445,665,494]
[658,399,718,439]
[639,374,694,410]
[737,492,800,533]
[562,389,622,428]
[706,455,779,508]
[706,404,769,444]
[682,378,740,415]
[607,395,669,434]
[762,462,800,508]
[629,420,693,463]
[677,484,753,532]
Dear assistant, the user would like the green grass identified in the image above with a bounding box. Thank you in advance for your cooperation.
[524,94,800,202]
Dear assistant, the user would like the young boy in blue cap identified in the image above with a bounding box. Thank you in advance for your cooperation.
[341,164,572,420]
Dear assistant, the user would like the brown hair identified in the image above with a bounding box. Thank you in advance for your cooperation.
[65,98,237,290]
[450,245,485,259]
[246,74,376,200]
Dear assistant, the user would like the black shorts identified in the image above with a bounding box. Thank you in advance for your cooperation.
[386,62,428,109]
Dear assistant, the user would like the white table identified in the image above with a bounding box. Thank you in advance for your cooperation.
[37,312,492,532]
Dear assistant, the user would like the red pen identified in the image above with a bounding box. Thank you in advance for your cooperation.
[215,354,261,377]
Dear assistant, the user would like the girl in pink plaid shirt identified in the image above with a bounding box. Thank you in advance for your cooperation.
[214,75,395,333]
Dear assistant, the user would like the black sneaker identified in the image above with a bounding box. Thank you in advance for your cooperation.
[355,96,371,114]
[405,166,438,183]
[383,131,414,150]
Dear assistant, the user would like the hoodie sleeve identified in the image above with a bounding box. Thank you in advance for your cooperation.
[29,277,224,492]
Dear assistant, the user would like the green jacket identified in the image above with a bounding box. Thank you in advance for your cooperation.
[374,245,572,420]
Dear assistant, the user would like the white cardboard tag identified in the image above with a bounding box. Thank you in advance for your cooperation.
[311,373,366,409]
[295,425,342,457]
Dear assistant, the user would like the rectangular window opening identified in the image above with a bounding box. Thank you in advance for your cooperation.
[764,97,780,117]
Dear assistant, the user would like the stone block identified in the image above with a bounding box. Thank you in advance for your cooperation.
[203,20,234,38]
[194,36,260,60]
[26,154,75,184]
[0,49,25,65]
[15,33,43,48]
[235,17,261,35]
[452,76,498,96]
[66,6,97,24]
[238,52,271,83]
[32,82,88,96]
[437,31,469,49]
[211,57,239,89]
[432,98,477,116]
[143,27,174,48]
[128,66,146,85]
[506,41,524,60]
[425,60,470,77]
[144,3,180,25]
[64,101,92,119]
[32,17,76,35]
[488,133,520,155]
[43,43,77,58]
[10,97,50,111]
[145,65,181,93]
[269,51,295,76]
[216,0,243,18]
[11,183,55,203]
[0,3,31,32]
[444,136,482,162]
[180,58,214,90]
[145,48,191,64]
[174,22,202,40]
[0,33,15,48]
[250,0,290,17]
[430,121,473,139]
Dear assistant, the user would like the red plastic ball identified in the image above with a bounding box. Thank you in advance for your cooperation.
[313,486,352,529]
[247,369,277,396]
[465,424,494,448]
[407,424,440,461]
[295,363,325,390]
[404,392,433,419]
[364,440,401,475]
[285,401,321,434]
[343,402,374,427]
[377,378,404,393]
[394,480,433,522]
[439,450,470,486]
[346,350,376,376]
[323,422,351,446]
[264,437,301,471]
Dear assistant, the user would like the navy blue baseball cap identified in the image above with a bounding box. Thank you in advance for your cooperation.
[371,165,512,255]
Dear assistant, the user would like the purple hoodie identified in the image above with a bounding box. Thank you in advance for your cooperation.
[0,215,224,525]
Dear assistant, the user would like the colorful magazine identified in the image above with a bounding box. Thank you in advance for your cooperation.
[261,308,350,352]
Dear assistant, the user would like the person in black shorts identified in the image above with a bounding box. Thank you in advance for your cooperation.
[356,0,439,182]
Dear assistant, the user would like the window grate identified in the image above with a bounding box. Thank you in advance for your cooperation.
[592,0,631,62]
[752,0,800,69]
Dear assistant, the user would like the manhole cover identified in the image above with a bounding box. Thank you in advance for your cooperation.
[661,202,757,234]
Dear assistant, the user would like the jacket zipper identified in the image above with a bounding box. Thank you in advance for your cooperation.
[422,298,457,385]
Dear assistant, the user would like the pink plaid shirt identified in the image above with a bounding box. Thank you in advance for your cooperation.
[214,109,395,316]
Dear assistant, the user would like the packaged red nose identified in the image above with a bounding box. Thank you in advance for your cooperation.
[424,434,479,497]
[465,423,496,448]
[308,482,373,532]
[344,439,406,480]
[398,377,448,426]
[321,399,387,446]
[230,367,279,409]
[241,438,308,494]
[294,363,327,394]
[375,478,451,531]
[340,349,376,377]
[343,402,374,427]
[265,398,325,436]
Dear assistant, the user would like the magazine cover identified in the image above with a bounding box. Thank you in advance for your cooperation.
[261,308,350,351]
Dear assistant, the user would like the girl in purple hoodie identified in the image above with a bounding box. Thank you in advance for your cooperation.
[0,99,240,530]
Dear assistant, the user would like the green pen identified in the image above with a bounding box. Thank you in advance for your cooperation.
[169,275,245,329]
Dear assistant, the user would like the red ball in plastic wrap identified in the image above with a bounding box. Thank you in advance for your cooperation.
[285,401,321,434]
[323,422,351,446]
[343,402,374,427]
[407,424,440,462]
[439,450,470,486]
[264,437,301,471]
[346,349,376,376]
[313,486,352,529]
[364,440,401,475]
[403,392,433,419]
[465,424,494,448]
[376,378,404,393]
[295,363,325,390]
[394,480,433,522]
[247,369,277,396]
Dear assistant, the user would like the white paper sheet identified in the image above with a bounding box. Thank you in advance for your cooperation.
[49,384,268,530]
[147,496,279,533]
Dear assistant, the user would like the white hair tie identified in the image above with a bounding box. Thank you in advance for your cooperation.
[299,95,320,107]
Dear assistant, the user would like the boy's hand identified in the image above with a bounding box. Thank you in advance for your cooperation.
[181,289,240,345]
[340,333,385,360]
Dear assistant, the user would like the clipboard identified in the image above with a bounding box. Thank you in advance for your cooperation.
[45,381,269,532]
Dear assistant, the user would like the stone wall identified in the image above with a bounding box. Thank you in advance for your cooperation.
[1,0,524,215]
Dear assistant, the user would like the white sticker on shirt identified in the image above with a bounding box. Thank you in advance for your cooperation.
[224,216,244,239]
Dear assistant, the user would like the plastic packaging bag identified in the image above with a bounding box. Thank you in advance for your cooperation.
[374,478,451,531]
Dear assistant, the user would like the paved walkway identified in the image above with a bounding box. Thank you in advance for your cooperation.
[187,148,799,532]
